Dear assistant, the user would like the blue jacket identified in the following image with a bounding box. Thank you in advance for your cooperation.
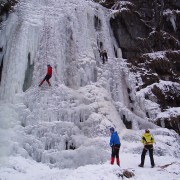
[110,131,121,146]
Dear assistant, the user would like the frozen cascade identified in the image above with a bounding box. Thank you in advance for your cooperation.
[0,0,160,169]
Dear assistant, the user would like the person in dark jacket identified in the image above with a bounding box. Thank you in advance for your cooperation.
[39,64,52,87]
[109,127,121,166]
[139,129,155,168]
[100,50,108,64]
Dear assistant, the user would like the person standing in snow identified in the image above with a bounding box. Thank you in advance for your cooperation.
[109,127,121,166]
[139,129,155,168]
[39,64,52,87]
[100,50,108,64]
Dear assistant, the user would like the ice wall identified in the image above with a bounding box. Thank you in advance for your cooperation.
[0,7,41,101]
[0,0,156,168]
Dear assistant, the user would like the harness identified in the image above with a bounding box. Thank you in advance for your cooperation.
[143,135,154,146]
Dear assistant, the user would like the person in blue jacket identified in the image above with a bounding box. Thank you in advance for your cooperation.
[109,127,121,166]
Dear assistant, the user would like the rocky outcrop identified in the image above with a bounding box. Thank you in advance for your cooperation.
[93,0,118,9]
[109,1,180,58]
[129,51,180,88]
[110,8,152,58]
[116,169,135,179]
[166,50,180,75]
[96,0,180,58]
[137,31,179,53]
[128,50,180,134]
[151,84,180,110]
[156,116,180,134]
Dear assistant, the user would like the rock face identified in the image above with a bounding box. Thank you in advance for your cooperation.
[110,7,152,59]
[156,116,180,134]
[95,0,180,57]
[109,1,180,59]
[93,0,118,9]
[129,51,180,88]
[127,51,180,134]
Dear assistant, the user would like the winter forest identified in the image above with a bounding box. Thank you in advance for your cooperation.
[0,0,180,179]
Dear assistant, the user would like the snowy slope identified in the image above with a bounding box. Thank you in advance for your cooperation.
[0,129,179,180]
[0,0,180,179]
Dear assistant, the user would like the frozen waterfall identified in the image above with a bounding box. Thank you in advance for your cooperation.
[0,0,156,168]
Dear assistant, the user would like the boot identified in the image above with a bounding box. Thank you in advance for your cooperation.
[47,80,51,86]
[117,157,120,166]
[111,158,114,165]
[39,80,44,87]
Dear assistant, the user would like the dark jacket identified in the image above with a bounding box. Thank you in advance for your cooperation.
[100,51,108,59]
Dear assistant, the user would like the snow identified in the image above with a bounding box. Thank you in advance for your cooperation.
[156,107,180,119]
[0,139,180,180]
[0,0,180,179]
[136,80,180,120]
[144,51,166,60]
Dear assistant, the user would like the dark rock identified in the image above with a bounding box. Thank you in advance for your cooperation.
[0,0,19,23]
[141,74,159,89]
[108,0,180,58]
[156,116,180,134]
[93,0,118,9]
[151,84,180,110]
[110,9,152,58]
[128,50,180,88]
[123,169,135,178]
[166,50,180,74]
[135,31,179,56]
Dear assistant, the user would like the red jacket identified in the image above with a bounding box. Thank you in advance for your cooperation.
[47,66,52,76]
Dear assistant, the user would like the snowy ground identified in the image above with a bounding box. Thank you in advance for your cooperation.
[0,126,180,179]
[1,152,180,180]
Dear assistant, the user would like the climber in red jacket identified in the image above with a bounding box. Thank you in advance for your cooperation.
[39,64,52,87]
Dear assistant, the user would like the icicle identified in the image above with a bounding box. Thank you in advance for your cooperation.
[169,13,177,32]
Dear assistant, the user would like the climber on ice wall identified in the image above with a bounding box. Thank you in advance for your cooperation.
[100,50,108,64]
[39,64,52,87]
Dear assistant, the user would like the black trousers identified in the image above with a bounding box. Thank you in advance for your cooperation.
[141,145,155,166]
[43,74,52,81]
[102,56,107,64]
[39,74,52,86]
[111,144,120,158]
